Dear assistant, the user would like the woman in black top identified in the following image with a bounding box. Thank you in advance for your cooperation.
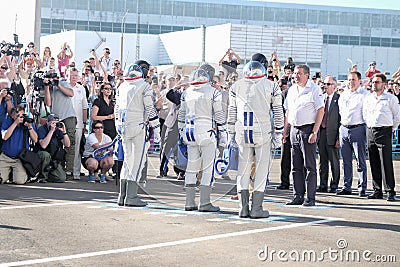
[91,82,116,140]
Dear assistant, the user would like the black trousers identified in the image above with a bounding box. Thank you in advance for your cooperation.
[290,124,317,200]
[317,128,340,190]
[280,133,291,187]
[367,126,395,193]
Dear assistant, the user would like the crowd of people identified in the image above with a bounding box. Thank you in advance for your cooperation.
[0,40,399,218]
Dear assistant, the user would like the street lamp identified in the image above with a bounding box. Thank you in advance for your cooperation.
[120,10,129,67]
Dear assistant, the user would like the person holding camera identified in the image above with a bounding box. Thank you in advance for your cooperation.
[0,106,38,184]
[365,61,381,79]
[57,43,73,78]
[44,67,77,177]
[0,78,14,149]
[269,52,282,78]
[37,114,70,182]
[219,48,241,75]
[99,47,113,75]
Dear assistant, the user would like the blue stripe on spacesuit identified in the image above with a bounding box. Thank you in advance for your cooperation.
[244,112,254,144]
[249,112,254,144]
[244,112,249,143]
[190,117,195,141]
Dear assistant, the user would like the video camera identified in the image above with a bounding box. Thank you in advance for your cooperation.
[0,34,24,57]
[32,71,59,90]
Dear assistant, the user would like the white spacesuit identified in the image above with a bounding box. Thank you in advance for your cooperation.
[178,64,227,212]
[228,59,284,218]
[116,61,161,207]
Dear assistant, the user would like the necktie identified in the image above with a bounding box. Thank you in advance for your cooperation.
[321,96,329,128]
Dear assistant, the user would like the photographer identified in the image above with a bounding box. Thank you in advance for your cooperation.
[44,68,77,176]
[0,78,14,149]
[0,50,17,84]
[37,114,70,183]
[0,106,37,184]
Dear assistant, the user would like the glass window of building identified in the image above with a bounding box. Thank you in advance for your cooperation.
[113,22,122,33]
[173,1,184,17]
[195,2,208,18]
[53,0,64,9]
[89,21,101,31]
[101,22,113,32]
[77,1,88,10]
[77,21,88,31]
[64,0,77,9]
[371,37,380,46]
[392,38,400,48]
[381,38,391,47]
[328,35,338,44]
[149,25,161,34]
[125,23,136,34]
[64,20,77,31]
[296,9,307,24]
[113,0,125,12]
[381,15,392,28]
[360,36,371,46]
[329,11,340,25]
[89,0,101,11]
[307,10,319,24]
[42,0,51,8]
[360,13,371,28]
[161,1,173,16]
[318,11,329,25]
[392,15,400,29]
[371,14,382,28]
[349,36,360,45]
[339,35,350,45]
[183,2,196,17]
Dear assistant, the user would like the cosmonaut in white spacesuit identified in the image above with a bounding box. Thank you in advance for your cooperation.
[228,55,284,218]
[178,64,227,212]
[116,60,161,207]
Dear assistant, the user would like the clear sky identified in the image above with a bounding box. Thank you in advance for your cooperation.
[2,0,400,50]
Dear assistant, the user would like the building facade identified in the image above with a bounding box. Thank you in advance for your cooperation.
[40,0,400,78]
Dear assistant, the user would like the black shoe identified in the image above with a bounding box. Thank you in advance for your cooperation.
[303,199,315,206]
[156,171,167,178]
[286,197,304,205]
[367,192,383,199]
[277,184,290,190]
[336,189,352,195]
[316,187,328,193]
[358,191,366,197]
[328,188,337,193]
[387,193,396,202]
[176,173,185,180]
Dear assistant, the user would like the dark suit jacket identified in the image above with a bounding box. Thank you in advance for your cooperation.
[325,92,341,146]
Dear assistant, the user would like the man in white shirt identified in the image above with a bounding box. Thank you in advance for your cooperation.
[283,64,325,206]
[363,73,400,201]
[68,68,89,180]
[337,71,369,197]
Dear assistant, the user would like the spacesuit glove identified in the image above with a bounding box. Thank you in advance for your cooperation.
[153,127,161,143]
[219,131,228,148]
[228,132,236,145]
[272,132,283,149]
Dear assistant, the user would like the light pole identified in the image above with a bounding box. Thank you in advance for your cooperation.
[120,10,129,67]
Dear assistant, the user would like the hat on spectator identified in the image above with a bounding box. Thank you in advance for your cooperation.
[47,114,60,122]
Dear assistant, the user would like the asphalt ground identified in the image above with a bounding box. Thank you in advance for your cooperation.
[0,155,399,266]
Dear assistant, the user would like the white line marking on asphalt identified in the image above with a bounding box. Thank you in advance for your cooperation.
[0,201,90,210]
[227,221,250,225]
[165,214,187,217]
[206,218,229,222]
[6,185,117,194]
[0,218,339,267]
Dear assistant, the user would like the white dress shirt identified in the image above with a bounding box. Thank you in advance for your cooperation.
[363,91,400,130]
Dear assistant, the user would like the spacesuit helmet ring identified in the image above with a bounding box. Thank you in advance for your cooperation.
[124,64,145,80]
[243,61,266,79]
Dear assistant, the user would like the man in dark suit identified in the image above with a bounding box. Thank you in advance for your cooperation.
[317,76,341,193]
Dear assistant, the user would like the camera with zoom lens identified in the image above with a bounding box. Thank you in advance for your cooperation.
[6,88,14,96]
[21,114,34,124]
[32,71,59,90]
[56,122,63,128]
